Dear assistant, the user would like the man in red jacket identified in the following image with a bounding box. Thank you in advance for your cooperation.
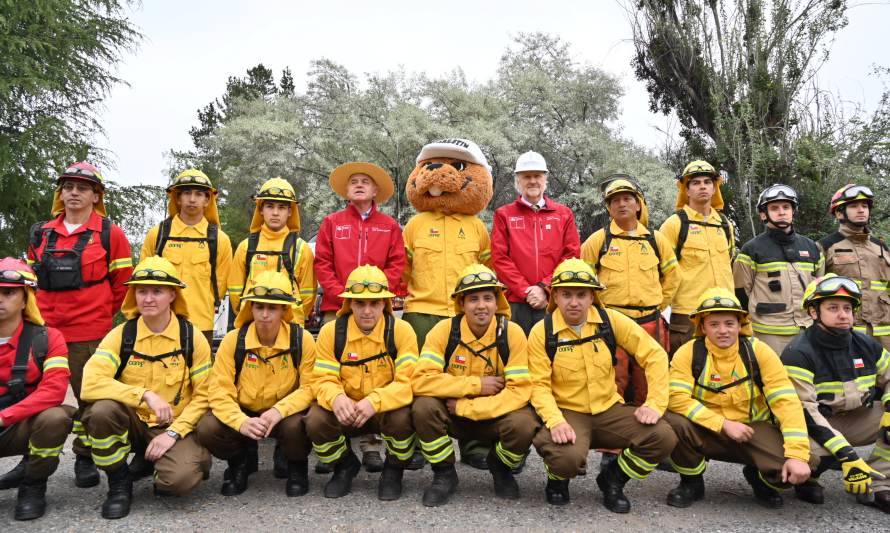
[492,151,580,334]
[0,258,74,520]
[314,161,407,473]
[17,162,133,489]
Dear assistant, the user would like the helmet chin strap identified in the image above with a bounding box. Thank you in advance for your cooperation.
[813,307,853,337]
[839,205,869,228]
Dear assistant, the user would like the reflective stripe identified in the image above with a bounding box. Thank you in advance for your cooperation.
[765,388,798,404]
[752,323,802,336]
[419,351,445,367]
[815,381,844,395]
[92,445,131,467]
[623,448,657,470]
[785,365,814,383]
[735,254,754,267]
[42,356,69,371]
[877,350,890,374]
[504,366,530,380]
[616,453,646,480]
[824,435,851,454]
[419,435,451,451]
[752,261,790,273]
[781,429,809,442]
[545,463,565,481]
[190,362,212,379]
[855,374,876,391]
[313,360,341,375]
[685,403,705,422]
[28,442,63,458]
[670,380,693,392]
[88,431,129,450]
[871,280,889,291]
[872,446,890,462]
[381,432,415,461]
[479,250,491,262]
[873,325,890,336]
[421,441,455,464]
[313,435,346,454]
[661,257,679,273]
[495,441,526,469]
[94,349,120,367]
[670,458,707,476]
[394,354,418,369]
[108,257,133,271]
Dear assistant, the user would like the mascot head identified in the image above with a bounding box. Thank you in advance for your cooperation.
[406,138,493,215]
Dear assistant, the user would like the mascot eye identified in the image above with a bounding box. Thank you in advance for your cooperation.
[451,162,467,172]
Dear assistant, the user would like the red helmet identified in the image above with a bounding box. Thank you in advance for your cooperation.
[58,161,104,191]
[0,258,37,288]
[828,184,873,215]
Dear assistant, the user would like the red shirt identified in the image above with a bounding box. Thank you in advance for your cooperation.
[491,196,581,303]
[0,321,70,426]
[314,203,406,312]
[27,211,133,342]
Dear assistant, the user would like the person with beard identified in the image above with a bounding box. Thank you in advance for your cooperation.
[733,185,823,355]
[782,274,890,513]
[819,184,890,351]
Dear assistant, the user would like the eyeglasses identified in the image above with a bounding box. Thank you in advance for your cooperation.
[257,187,296,200]
[172,174,212,188]
[761,184,797,202]
[840,185,874,200]
[250,286,290,298]
[131,269,178,283]
[553,271,596,284]
[0,270,36,287]
[62,166,102,181]
[345,281,387,294]
[813,276,862,298]
[60,181,97,192]
[698,296,742,311]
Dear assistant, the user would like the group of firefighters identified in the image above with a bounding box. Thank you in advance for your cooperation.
[0,151,888,522]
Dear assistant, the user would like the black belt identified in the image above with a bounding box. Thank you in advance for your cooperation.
[634,311,661,325]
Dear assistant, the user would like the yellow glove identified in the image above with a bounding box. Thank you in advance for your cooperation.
[841,458,886,495]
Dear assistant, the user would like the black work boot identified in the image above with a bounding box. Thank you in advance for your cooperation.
[221,453,252,496]
[377,459,405,501]
[873,491,890,514]
[742,465,783,508]
[666,474,705,508]
[458,440,488,470]
[14,479,47,521]
[128,453,154,481]
[362,450,384,473]
[545,478,570,506]
[488,449,520,500]
[315,461,333,474]
[406,449,426,471]
[422,462,459,507]
[794,478,824,504]
[74,454,100,488]
[285,461,309,497]
[0,456,28,490]
[273,442,287,479]
[596,459,631,513]
[101,464,133,519]
[324,451,361,498]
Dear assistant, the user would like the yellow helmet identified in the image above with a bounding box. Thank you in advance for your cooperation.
[166,169,220,225]
[676,160,725,210]
[121,256,189,319]
[451,264,510,317]
[603,178,649,227]
[681,160,717,180]
[801,273,862,311]
[337,265,395,316]
[250,177,301,232]
[235,270,296,327]
[547,258,604,312]
[689,287,751,337]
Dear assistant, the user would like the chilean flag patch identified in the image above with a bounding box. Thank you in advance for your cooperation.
[853,358,865,368]
[710,373,721,382]
[347,352,359,361]
[247,353,258,362]
[455,355,467,365]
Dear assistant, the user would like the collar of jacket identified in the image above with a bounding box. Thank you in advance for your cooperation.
[682,204,722,223]
[551,306,603,336]
[0,320,25,351]
[345,314,386,344]
[346,202,379,220]
[839,222,870,242]
[765,226,795,244]
[460,313,498,344]
[260,223,292,240]
[135,312,180,342]
[172,214,209,233]
[703,337,741,362]
[609,219,650,236]
[244,321,291,351]
[46,210,104,236]
[807,322,851,351]
[514,195,554,212]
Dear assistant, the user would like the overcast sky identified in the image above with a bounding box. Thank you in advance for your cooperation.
[97,0,890,187]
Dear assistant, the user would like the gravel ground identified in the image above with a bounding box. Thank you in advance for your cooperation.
[0,436,884,532]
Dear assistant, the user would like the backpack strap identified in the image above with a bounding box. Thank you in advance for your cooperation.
[690,336,763,395]
[335,313,397,367]
[290,323,304,376]
[544,307,616,365]
[384,313,397,360]
[496,315,510,367]
[207,223,220,307]
[674,209,690,261]
[544,314,557,361]
[595,225,614,273]
[442,315,464,367]
[155,217,174,256]
[594,306,617,366]
[100,216,112,267]
[1,323,46,403]
[115,319,140,380]
[233,325,250,386]
[280,232,299,282]
[675,209,733,261]
[178,316,194,368]
[242,231,262,296]
[597,225,663,277]
[334,314,349,362]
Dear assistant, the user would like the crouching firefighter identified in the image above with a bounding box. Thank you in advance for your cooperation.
[305,265,419,500]
[0,259,73,520]
[664,288,813,509]
[781,274,890,513]
[411,264,535,506]
[528,258,676,513]
[197,271,316,497]
[80,257,212,519]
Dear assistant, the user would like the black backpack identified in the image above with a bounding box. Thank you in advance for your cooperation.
[544,306,617,365]
[115,316,195,406]
[233,323,303,385]
[673,209,734,261]
[0,322,48,409]
[690,335,765,395]
[333,313,398,367]
[242,231,302,299]
[29,217,113,291]
[155,217,220,307]
[442,314,510,369]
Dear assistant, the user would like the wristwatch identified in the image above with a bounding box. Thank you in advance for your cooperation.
[165,430,180,441]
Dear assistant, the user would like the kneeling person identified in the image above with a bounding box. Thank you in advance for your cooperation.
[665,288,812,509]
[197,271,316,497]
[81,257,212,519]
[306,265,418,501]
[0,259,73,520]
[529,258,676,513]
[412,265,535,506]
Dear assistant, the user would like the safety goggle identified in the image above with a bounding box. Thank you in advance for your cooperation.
[62,166,102,182]
[0,270,37,287]
[553,270,597,284]
[761,184,797,202]
[697,296,743,311]
[812,277,862,298]
[683,164,716,178]
[345,281,388,294]
[840,185,874,201]
[130,269,180,283]
[257,187,296,201]
[249,286,291,298]
[171,174,212,188]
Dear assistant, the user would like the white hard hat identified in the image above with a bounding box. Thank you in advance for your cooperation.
[417,138,491,173]
[514,151,548,174]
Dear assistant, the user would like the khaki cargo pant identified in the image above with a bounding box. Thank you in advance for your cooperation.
[412,397,537,469]
[810,403,890,493]
[196,411,310,461]
[665,412,819,489]
[754,330,804,356]
[305,402,414,467]
[856,323,890,352]
[0,406,74,481]
[81,400,211,496]
[67,340,100,457]
[668,314,694,358]
[533,404,677,480]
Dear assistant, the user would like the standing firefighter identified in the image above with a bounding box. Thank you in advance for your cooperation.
[664,288,813,509]
[306,265,419,501]
[14,162,133,490]
[80,257,212,519]
[660,160,735,355]
[734,185,822,355]
[491,151,580,334]
[782,274,890,513]
[528,258,676,512]
[197,271,316,497]
[412,264,535,506]
[819,184,890,350]
[141,169,232,344]
[0,259,73,520]
[228,178,316,325]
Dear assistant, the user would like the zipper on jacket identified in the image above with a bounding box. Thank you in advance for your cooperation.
[533,210,541,281]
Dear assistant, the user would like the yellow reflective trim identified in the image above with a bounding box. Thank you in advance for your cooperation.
[312,435,346,454]
[815,381,844,395]
[108,258,133,271]
[88,431,129,450]
[422,442,455,463]
[735,254,754,267]
[42,356,69,371]
[616,454,646,480]
[28,443,63,458]
[419,352,445,367]
[94,349,120,367]
[190,362,211,378]
[785,365,814,383]
[765,388,798,404]
[394,354,418,369]
[314,360,341,374]
[824,435,851,454]
[419,435,451,451]
[670,380,694,392]
[670,458,707,476]
[92,445,131,467]
[752,323,801,335]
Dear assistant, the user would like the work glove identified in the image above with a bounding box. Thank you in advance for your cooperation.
[841,458,886,495]
[881,412,890,445]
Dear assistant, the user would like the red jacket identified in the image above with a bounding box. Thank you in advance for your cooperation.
[314,203,406,312]
[491,196,580,303]
[27,211,133,342]
[0,321,69,426]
